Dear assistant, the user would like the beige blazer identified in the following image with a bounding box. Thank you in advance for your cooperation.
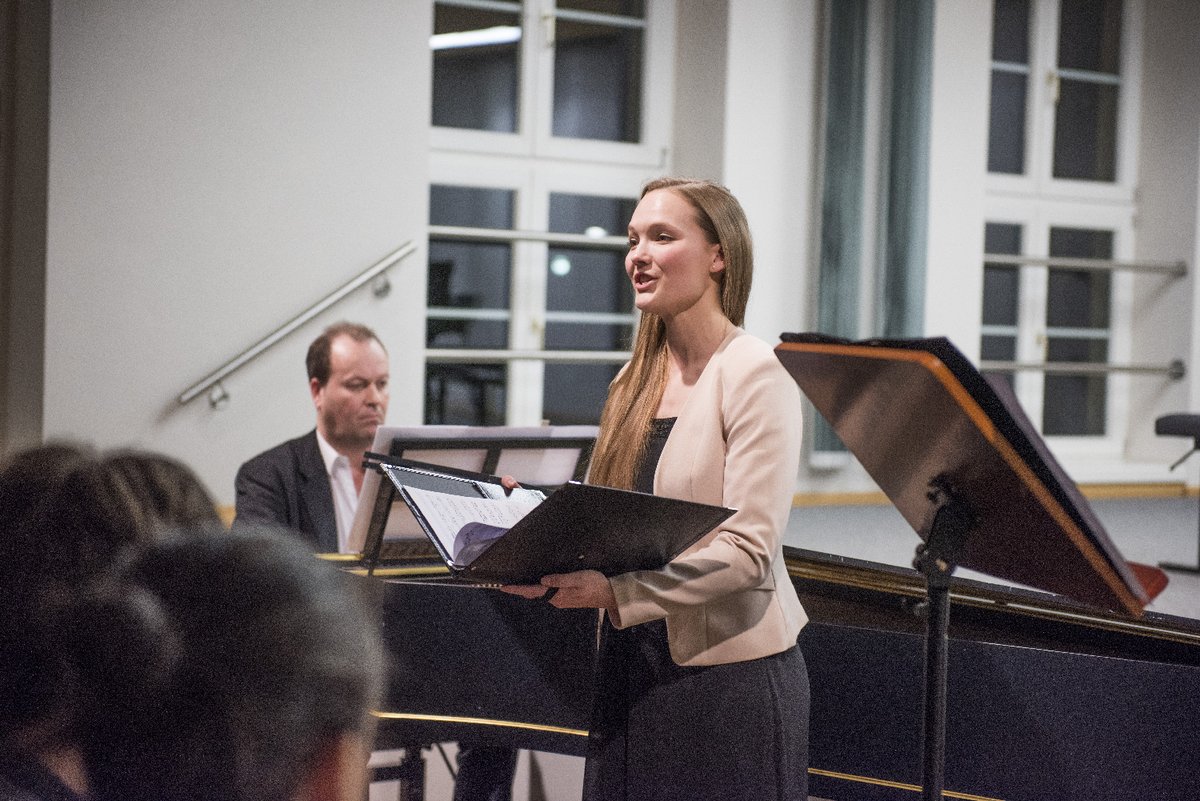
[608,328,808,666]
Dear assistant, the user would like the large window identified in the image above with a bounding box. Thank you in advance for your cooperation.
[987,0,1130,188]
[981,217,1119,437]
[982,0,1139,447]
[425,1,671,426]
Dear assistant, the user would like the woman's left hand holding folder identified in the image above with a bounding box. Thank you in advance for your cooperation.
[496,475,618,612]
[501,570,616,613]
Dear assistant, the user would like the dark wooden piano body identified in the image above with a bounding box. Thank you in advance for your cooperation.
[371,547,1200,801]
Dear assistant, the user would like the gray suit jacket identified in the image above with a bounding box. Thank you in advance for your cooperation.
[233,430,338,552]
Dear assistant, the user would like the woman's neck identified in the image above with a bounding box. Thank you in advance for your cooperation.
[655,309,734,418]
[663,309,734,379]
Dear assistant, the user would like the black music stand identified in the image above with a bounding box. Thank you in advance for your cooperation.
[1156,413,1200,574]
[357,430,596,576]
[353,427,596,801]
[775,333,1154,801]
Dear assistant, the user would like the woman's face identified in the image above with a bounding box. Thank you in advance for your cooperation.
[625,188,724,320]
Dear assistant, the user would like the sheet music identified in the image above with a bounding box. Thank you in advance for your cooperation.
[347,424,596,554]
[404,485,543,562]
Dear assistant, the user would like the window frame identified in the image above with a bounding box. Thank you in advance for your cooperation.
[985,0,1144,202]
[430,0,675,168]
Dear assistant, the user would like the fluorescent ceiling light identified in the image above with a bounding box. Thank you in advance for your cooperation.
[430,26,522,51]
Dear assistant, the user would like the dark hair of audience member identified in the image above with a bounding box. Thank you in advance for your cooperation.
[68,527,385,801]
[0,441,97,747]
[1,447,220,758]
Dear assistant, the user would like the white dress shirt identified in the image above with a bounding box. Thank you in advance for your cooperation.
[315,430,359,553]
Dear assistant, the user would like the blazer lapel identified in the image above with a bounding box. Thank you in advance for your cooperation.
[298,432,339,552]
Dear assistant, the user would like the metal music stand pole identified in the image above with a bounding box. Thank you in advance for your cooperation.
[912,479,975,801]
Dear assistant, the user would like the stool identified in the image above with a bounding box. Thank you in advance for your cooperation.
[1156,414,1200,573]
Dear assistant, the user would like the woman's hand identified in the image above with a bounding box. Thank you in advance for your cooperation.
[500,570,616,611]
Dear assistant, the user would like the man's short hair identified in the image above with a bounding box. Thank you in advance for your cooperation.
[306,322,386,385]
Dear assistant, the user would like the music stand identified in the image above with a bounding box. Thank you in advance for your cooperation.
[352,425,597,800]
[775,333,1155,801]
[355,425,597,575]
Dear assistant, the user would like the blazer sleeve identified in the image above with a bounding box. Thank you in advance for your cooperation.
[232,452,293,531]
[609,344,802,627]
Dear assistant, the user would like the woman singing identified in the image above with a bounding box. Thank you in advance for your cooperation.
[505,177,810,800]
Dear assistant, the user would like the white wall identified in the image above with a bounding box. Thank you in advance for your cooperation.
[721,0,820,345]
[34,0,1200,503]
[922,0,991,354]
[1128,0,1200,482]
[44,0,431,506]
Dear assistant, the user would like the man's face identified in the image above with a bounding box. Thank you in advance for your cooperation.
[311,335,390,454]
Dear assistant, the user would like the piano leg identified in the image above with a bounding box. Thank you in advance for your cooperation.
[372,746,428,801]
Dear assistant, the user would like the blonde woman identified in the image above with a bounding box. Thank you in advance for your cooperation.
[505,177,809,800]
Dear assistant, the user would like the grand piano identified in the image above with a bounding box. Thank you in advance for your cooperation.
[365,336,1200,800]
[368,546,1200,801]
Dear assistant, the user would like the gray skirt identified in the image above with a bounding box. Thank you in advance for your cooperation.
[582,617,810,801]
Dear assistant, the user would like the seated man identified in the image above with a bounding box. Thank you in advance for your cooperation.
[232,320,516,800]
[234,321,389,552]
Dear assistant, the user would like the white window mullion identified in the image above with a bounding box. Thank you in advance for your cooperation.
[507,186,549,425]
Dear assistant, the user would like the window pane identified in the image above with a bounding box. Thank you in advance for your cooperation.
[985,221,1022,255]
[982,223,1021,326]
[426,184,515,425]
[983,267,1019,326]
[425,364,507,426]
[1052,79,1119,181]
[1052,0,1121,182]
[982,222,1021,387]
[543,364,619,425]
[981,334,1017,391]
[430,185,514,229]
[992,0,1030,63]
[987,71,1027,174]
[543,192,635,424]
[1043,227,1112,436]
[546,249,632,315]
[557,0,644,15]
[426,246,510,345]
[547,192,636,315]
[1046,269,1110,328]
[431,4,521,133]
[553,19,642,141]
[1058,0,1122,74]
[1047,227,1111,329]
[428,185,514,345]
[1043,339,1108,436]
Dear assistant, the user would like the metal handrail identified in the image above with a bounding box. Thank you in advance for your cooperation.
[426,348,631,364]
[983,253,1186,276]
[429,224,628,251]
[979,359,1186,380]
[178,242,417,407]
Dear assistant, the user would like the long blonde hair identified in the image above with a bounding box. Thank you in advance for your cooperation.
[587,177,753,489]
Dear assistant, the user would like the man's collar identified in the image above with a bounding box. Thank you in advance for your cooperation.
[314,429,348,475]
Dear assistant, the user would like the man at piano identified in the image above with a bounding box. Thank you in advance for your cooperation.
[231,320,517,801]
[233,320,390,553]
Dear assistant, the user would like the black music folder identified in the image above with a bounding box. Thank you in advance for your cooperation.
[380,459,735,584]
